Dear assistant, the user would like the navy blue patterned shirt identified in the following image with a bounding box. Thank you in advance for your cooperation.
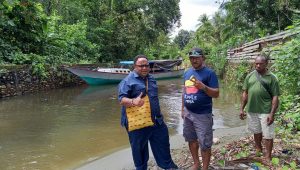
[183,67,219,114]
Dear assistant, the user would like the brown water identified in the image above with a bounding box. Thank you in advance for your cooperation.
[0,78,244,170]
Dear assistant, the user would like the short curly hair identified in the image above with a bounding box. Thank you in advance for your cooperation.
[134,55,148,65]
[259,51,271,62]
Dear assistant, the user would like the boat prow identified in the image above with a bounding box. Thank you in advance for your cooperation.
[66,67,130,85]
[65,59,184,85]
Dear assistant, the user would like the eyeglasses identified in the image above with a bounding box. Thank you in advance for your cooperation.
[189,57,201,60]
[135,64,150,68]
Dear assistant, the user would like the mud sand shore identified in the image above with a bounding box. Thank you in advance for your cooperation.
[74,126,249,170]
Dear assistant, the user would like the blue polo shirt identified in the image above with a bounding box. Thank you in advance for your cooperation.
[118,71,161,126]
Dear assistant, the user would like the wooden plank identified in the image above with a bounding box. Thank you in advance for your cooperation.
[242,44,260,52]
[241,28,300,48]
[230,46,243,52]
[241,48,258,54]
[227,27,300,60]
[236,52,260,57]
[227,57,275,63]
[228,55,239,58]
[243,29,291,46]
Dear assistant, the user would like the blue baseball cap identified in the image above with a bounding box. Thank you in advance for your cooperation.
[189,47,203,57]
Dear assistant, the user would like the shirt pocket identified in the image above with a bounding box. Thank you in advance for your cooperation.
[132,83,146,98]
[148,80,158,97]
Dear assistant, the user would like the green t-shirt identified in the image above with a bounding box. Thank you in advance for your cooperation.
[243,70,280,113]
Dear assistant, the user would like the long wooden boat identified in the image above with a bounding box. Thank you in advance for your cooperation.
[65,59,184,85]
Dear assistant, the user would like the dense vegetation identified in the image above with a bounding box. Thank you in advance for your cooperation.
[0,0,181,68]
[1,0,299,68]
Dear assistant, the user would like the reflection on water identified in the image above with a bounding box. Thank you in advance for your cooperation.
[0,78,244,170]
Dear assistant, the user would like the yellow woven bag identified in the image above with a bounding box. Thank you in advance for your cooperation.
[126,79,154,132]
[126,94,154,131]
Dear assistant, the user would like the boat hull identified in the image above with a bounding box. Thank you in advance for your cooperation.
[66,67,184,85]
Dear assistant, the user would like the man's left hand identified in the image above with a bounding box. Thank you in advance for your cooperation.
[190,78,205,90]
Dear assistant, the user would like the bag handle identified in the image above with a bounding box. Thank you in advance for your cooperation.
[254,70,272,97]
[145,78,148,93]
[144,78,163,120]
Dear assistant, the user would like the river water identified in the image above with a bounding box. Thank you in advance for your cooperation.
[0,78,245,170]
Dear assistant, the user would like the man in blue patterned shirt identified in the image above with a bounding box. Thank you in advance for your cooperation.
[118,54,178,170]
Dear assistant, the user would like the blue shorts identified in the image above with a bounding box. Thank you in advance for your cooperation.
[183,108,213,150]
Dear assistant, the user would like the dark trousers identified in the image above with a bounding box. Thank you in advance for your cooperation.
[128,122,178,170]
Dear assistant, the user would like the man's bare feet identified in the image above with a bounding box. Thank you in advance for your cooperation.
[261,157,271,166]
[191,162,200,170]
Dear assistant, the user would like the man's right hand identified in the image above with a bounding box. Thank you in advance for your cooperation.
[181,110,185,119]
[133,92,144,107]
[240,111,246,120]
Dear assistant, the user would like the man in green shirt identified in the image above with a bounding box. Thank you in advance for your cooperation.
[240,55,280,162]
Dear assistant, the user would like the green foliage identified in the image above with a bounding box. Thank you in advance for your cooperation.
[37,0,89,23]
[235,150,249,159]
[145,33,180,60]
[44,17,99,64]
[220,147,226,155]
[269,159,298,170]
[85,0,181,62]
[272,157,280,166]
[271,28,300,95]
[11,51,32,64]
[224,61,252,89]
[276,95,300,135]
[289,161,297,169]
[0,1,48,55]
[282,166,289,170]
[0,0,181,76]
[0,68,9,73]
[217,160,225,167]
[216,147,227,167]
[30,54,48,78]
[182,0,300,77]
[5,52,48,78]
[205,46,227,77]
[173,30,193,50]
[234,143,250,159]
[0,38,22,64]
[222,0,297,37]
[270,26,300,151]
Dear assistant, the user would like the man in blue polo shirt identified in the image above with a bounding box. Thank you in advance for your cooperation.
[118,54,178,170]
[182,47,219,170]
